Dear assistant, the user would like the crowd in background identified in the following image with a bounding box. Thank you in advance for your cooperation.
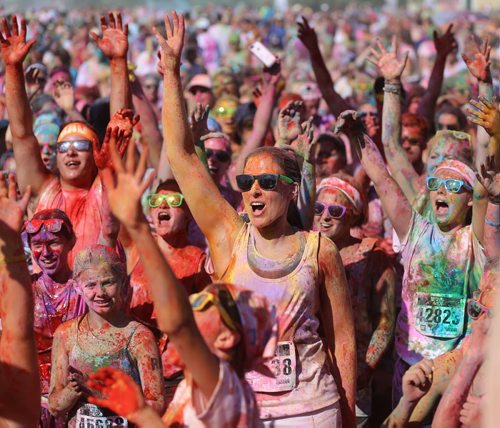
[0,3,499,428]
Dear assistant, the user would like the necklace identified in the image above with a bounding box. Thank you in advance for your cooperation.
[247,229,306,279]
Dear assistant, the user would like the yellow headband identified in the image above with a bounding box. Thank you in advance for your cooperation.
[57,122,99,147]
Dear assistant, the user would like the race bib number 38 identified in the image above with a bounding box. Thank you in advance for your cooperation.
[415,293,466,339]
[246,341,297,392]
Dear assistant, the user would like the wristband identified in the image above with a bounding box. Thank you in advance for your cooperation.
[383,82,401,94]
[485,219,500,228]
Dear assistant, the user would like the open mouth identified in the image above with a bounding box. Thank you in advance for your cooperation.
[208,166,218,174]
[250,202,266,216]
[320,222,333,229]
[157,212,171,223]
[65,160,80,168]
[94,299,112,307]
[435,199,449,216]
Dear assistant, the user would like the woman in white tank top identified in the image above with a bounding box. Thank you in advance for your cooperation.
[157,12,356,427]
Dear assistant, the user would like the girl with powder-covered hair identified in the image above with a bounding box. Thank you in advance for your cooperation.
[48,245,165,427]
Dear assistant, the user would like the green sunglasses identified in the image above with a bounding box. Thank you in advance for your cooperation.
[147,193,184,208]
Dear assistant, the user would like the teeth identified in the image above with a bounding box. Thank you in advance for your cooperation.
[251,202,265,212]
[321,223,331,227]
[158,213,170,221]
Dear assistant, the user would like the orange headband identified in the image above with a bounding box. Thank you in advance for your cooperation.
[57,122,99,147]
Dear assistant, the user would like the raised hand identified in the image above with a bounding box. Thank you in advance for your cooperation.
[434,24,457,58]
[190,103,210,143]
[262,58,282,87]
[87,367,144,417]
[90,12,128,60]
[335,110,367,139]
[277,100,305,145]
[467,97,500,136]
[0,16,36,66]
[290,117,315,162]
[367,36,409,82]
[53,80,75,113]
[152,12,185,72]
[0,173,31,233]
[402,359,434,404]
[25,65,46,100]
[100,127,154,230]
[462,36,491,82]
[297,16,319,52]
[107,108,140,139]
[476,156,500,204]
[94,127,129,171]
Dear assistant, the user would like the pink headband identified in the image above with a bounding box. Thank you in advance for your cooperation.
[434,159,476,187]
[317,177,363,214]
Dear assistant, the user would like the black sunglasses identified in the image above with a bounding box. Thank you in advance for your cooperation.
[206,148,231,162]
[236,174,294,192]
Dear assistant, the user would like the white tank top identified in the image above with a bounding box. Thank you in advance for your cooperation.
[218,224,340,419]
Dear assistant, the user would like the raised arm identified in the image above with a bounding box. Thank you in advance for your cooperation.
[233,60,281,177]
[318,236,356,427]
[336,110,414,240]
[463,37,494,170]
[416,24,457,126]
[90,12,130,116]
[154,13,242,275]
[365,256,396,377]
[0,16,51,196]
[432,321,485,427]
[368,37,420,204]
[297,17,351,117]
[130,75,162,169]
[475,156,500,260]
[276,111,316,230]
[0,176,39,428]
[101,133,220,401]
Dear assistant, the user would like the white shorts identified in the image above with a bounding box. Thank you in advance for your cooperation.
[262,402,342,427]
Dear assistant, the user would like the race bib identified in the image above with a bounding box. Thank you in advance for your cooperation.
[76,405,128,427]
[246,341,297,392]
[415,293,466,339]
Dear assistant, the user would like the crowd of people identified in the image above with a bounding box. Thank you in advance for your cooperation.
[0,3,498,427]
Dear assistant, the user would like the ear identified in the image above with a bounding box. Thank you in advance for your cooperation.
[290,182,299,202]
[213,328,241,352]
[467,194,473,207]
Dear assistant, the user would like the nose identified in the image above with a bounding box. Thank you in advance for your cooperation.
[250,181,263,197]
[66,145,78,156]
[41,244,52,258]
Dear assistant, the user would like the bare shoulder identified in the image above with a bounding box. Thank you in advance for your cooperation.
[53,317,80,349]
[318,234,342,262]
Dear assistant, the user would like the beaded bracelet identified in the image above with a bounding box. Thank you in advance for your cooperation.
[383,82,401,94]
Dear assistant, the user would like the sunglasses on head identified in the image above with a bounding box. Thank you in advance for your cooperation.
[57,140,92,153]
[467,298,493,320]
[437,123,459,131]
[189,289,242,332]
[206,149,231,162]
[236,174,294,192]
[147,192,184,208]
[426,176,472,193]
[25,218,66,235]
[314,202,348,219]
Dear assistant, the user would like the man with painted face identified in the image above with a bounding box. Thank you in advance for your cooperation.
[336,110,487,408]
[314,176,396,426]
[25,209,87,427]
[1,13,131,267]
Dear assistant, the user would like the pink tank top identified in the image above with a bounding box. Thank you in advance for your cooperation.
[219,224,340,418]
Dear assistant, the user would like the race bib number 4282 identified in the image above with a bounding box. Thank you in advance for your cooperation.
[415,293,465,339]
